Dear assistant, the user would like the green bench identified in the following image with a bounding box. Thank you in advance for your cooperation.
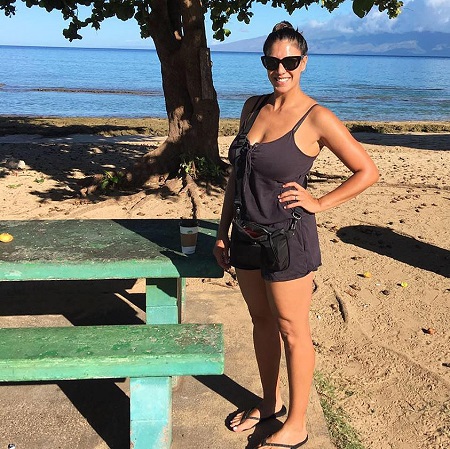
[0,323,224,449]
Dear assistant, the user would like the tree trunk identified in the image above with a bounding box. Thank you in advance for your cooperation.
[123,0,221,188]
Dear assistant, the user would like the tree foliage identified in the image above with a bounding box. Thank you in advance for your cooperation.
[1,1,403,43]
[206,1,403,41]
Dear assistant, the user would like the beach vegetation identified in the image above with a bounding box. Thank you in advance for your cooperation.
[99,170,124,191]
[180,154,224,182]
[314,371,366,449]
[1,0,403,194]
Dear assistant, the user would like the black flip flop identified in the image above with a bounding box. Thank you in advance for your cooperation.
[259,434,308,448]
[232,405,287,431]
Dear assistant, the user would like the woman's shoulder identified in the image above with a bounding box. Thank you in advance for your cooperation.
[243,94,270,111]
[244,95,263,107]
[240,93,272,124]
[301,98,335,118]
[307,103,343,128]
[306,103,353,144]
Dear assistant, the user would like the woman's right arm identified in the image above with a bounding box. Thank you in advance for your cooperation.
[213,168,236,270]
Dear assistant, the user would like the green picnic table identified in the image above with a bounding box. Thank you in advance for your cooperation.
[0,219,224,449]
[0,219,223,321]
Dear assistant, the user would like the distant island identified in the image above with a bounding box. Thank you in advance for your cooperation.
[211,31,450,58]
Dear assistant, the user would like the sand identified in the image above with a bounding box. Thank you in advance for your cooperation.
[0,118,449,449]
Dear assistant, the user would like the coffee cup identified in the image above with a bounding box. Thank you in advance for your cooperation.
[179,219,198,255]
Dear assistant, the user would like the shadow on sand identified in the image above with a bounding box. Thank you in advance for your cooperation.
[337,225,450,278]
[352,131,450,151]
[195,374,284,449]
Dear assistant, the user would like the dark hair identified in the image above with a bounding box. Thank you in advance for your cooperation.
[263,21,308,56]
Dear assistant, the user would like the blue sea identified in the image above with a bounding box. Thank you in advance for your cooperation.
[0,45,449,121]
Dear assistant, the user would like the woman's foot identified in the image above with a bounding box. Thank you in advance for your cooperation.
[229,403,287,432]
[258,423,308,448]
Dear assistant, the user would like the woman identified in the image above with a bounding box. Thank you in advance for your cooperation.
[213,21,379,449]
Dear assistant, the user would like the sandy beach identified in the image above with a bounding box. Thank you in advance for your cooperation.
[0,117,449,449]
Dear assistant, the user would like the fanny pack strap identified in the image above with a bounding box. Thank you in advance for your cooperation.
[233,94,270,219]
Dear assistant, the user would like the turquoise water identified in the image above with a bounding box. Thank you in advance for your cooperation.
[0,45,449,120]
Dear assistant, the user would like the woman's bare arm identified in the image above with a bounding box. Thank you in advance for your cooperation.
[280,106,379,213]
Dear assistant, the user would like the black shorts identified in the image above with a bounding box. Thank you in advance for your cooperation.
[230,213,321,282]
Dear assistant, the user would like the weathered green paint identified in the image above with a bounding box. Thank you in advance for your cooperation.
[145,278,178,324]
[0,324,224,382]
[0,219,223,281]
[146,306,177,324]
[145,278,178,307]
[178,277,187,320]
[130,377,172,449]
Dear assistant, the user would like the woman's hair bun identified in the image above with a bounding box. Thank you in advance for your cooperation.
[264,20,308,55]
[272,21,294,32]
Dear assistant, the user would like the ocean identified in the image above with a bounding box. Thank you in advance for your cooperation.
[0,45,449,121]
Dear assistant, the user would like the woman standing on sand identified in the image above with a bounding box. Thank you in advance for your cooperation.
[213,21,379,449]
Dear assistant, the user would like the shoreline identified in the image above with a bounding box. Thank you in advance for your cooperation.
[1,116,450,138]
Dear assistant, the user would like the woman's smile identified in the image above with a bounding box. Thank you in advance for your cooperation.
[273,75,291,84]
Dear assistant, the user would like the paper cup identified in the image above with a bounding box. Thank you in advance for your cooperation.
[180,221,198,255]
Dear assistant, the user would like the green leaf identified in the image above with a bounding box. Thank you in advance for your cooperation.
[352,0,375,18]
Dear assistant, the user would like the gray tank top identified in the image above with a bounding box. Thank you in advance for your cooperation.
[229,103,319,226]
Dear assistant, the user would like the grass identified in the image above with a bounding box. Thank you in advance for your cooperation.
[314,371,366,449]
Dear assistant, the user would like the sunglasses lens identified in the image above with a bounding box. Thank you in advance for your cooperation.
[261,56,278,70]
[283,57,301,70]
[261,56,302,71]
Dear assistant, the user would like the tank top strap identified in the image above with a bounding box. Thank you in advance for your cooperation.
[241,93,271,134]
[292,103,319,133]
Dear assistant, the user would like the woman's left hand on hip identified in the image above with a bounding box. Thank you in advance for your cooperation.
[278,181,321,214]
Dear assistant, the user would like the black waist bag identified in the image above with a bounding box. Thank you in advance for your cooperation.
[230,219,294,272]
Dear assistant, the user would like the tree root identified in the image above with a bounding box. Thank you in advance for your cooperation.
[78,173,108,197]
[313,279,319,294]
[332,285,350,324]
[182,172,202,219]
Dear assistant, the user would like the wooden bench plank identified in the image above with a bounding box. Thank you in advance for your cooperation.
[0,324,224,382]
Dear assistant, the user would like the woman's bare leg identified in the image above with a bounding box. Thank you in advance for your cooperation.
[259,272,315,446]
[230,268,284,432]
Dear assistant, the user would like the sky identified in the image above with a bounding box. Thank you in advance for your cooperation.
[0,0,449,49]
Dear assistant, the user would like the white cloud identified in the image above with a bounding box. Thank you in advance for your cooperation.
[303,10,395,39]
[311,39,425,55]
[384,0,450,32]
[303,0,450,37]
[426,0,448,6]
[433,43,450,51]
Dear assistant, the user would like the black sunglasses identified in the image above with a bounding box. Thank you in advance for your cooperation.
[261,55,304,71]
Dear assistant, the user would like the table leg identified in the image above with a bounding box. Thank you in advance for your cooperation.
[177,277,186,322]
[139,278,186,447]
[145,278,178,324]
[145,278,186,324]
[130,377,172,449]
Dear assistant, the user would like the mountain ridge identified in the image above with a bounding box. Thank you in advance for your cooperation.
[211,31,450,57]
